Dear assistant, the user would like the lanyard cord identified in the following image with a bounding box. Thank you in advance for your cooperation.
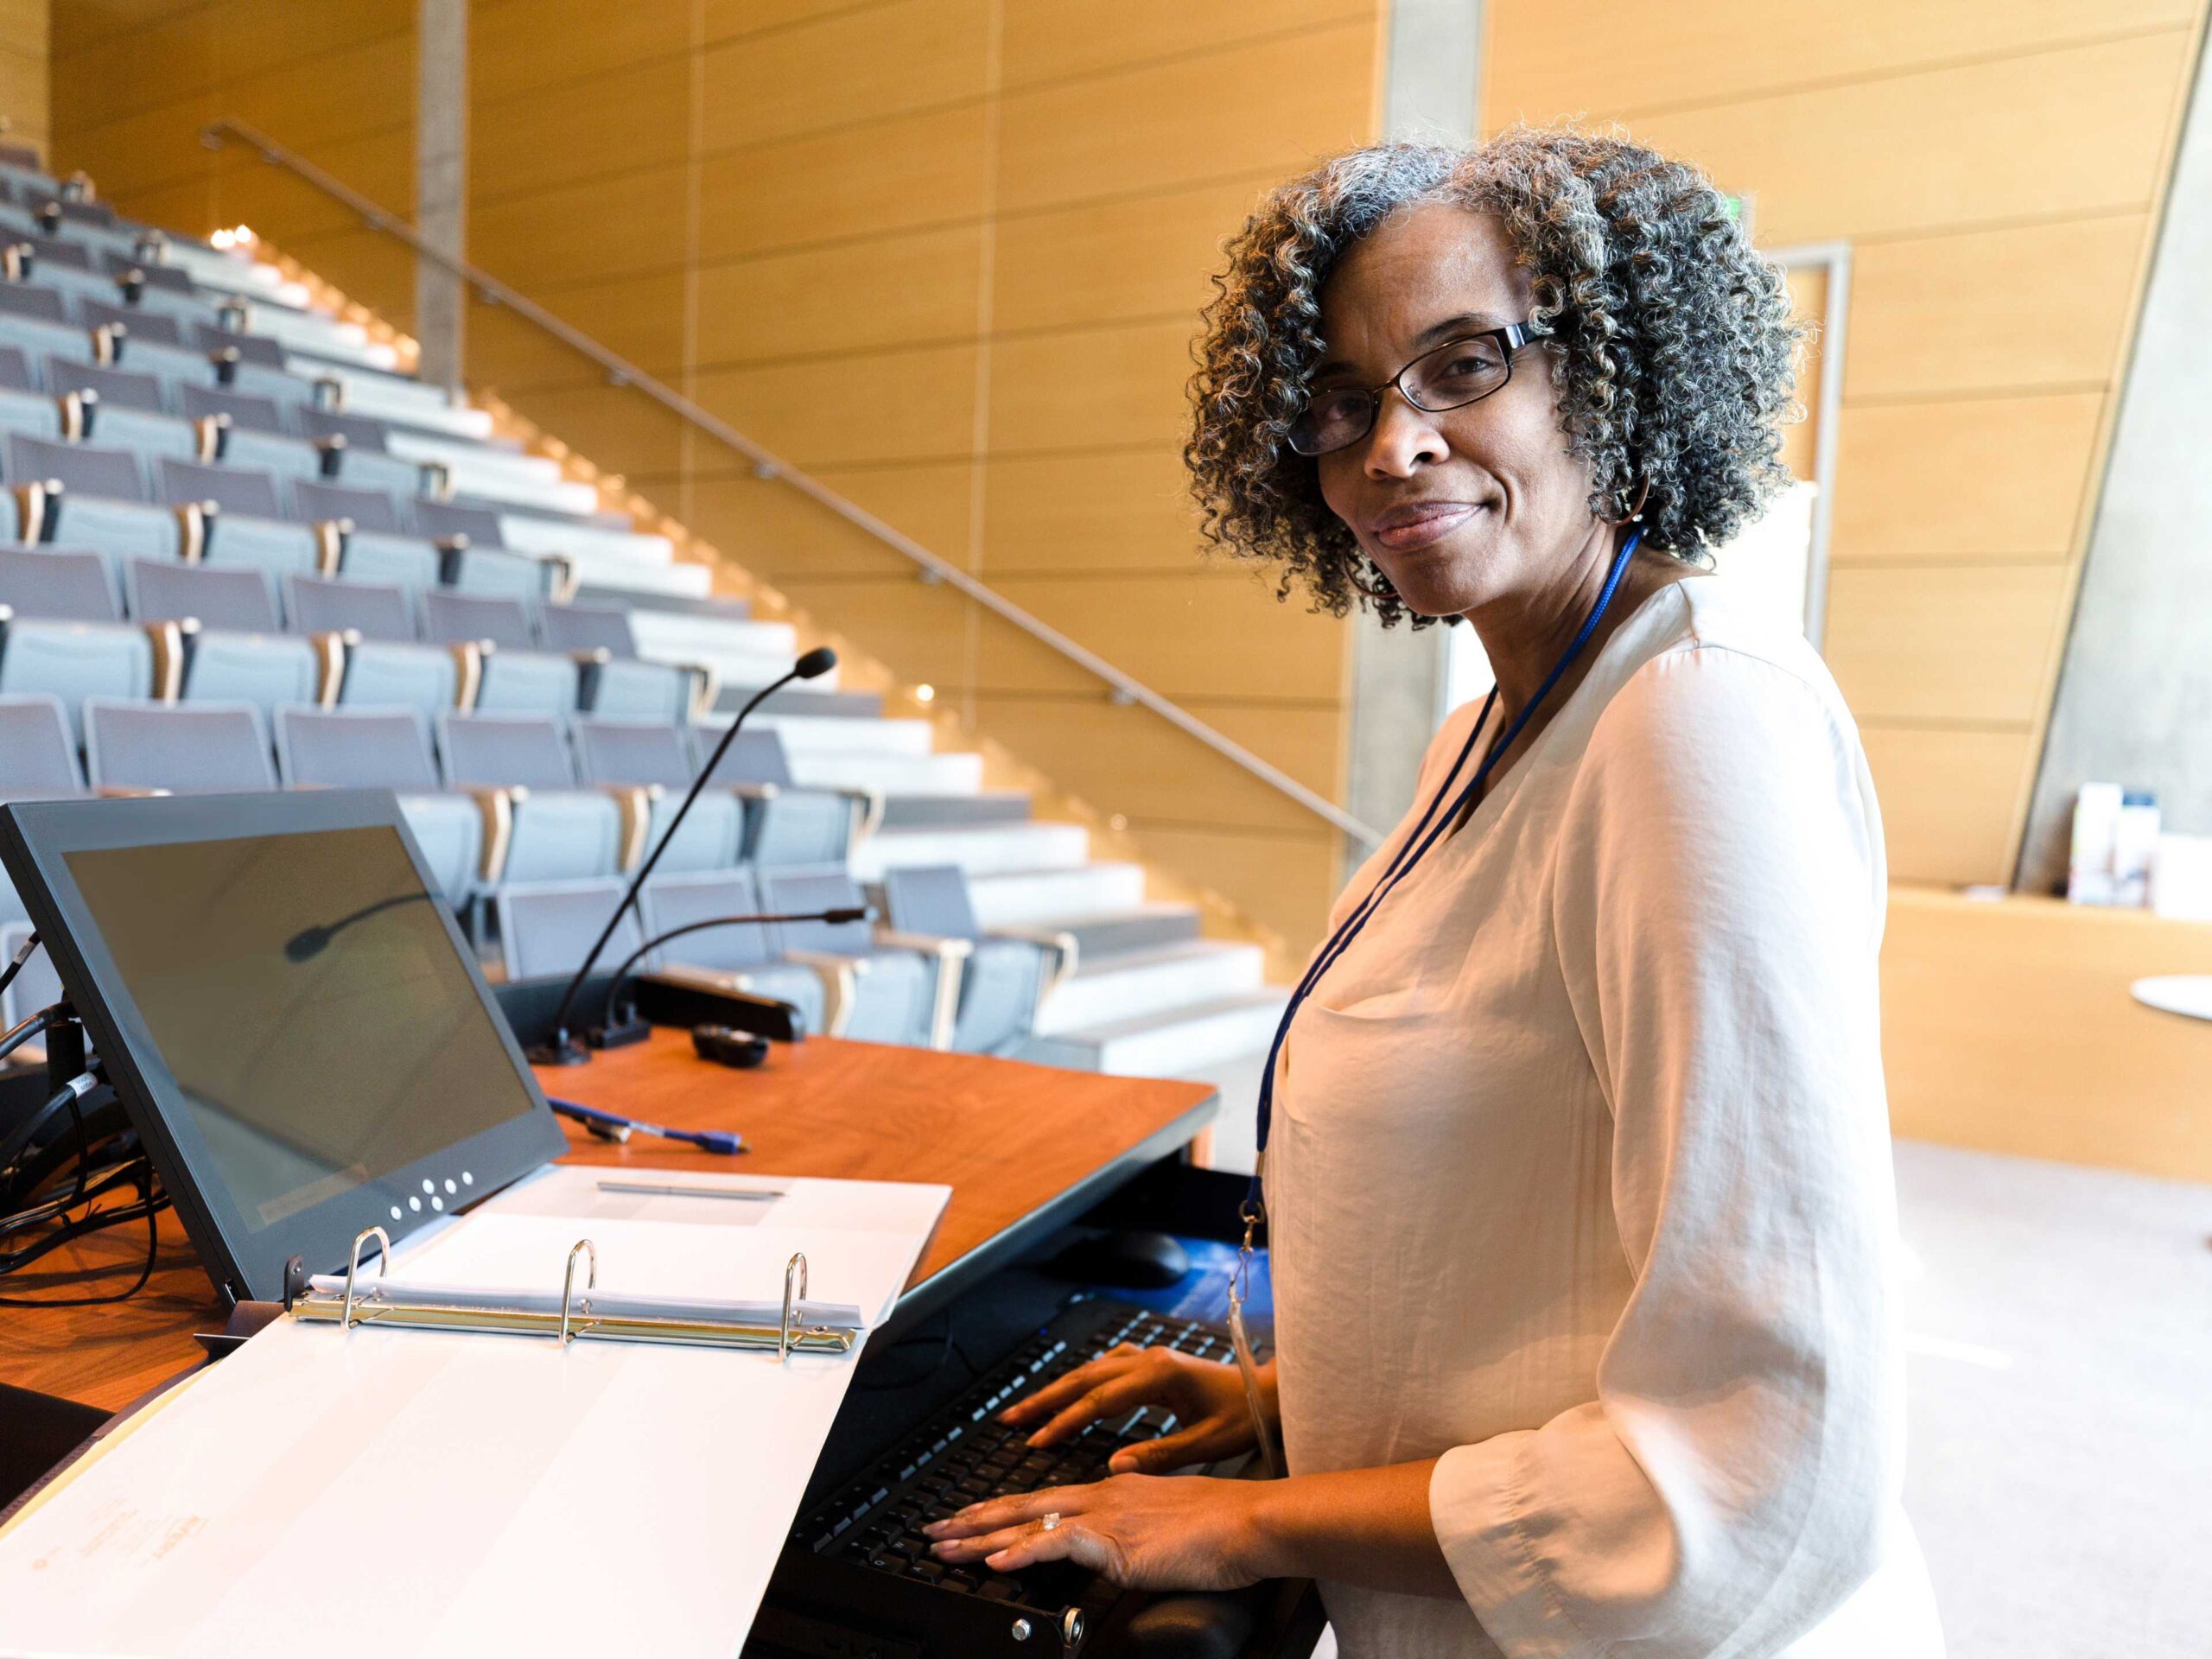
[1245,529,1643,1220]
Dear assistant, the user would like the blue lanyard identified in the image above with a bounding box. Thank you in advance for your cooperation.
[1245,530,1643,1222]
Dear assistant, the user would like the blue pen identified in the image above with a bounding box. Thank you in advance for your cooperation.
[547,1096,746,1156]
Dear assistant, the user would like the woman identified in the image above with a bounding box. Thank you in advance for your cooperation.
[930,130,1944,1657]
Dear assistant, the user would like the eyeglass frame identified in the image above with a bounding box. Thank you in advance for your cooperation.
[1286,321,1541,458]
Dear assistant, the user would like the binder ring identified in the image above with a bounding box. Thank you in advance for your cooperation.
[779,1252,809,1363]
[560,1237,598,1344]
[340,1226,391,1329]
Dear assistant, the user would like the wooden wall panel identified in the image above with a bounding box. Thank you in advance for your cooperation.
[0,0,46,154]
[976,449,1206,577]
[987,320,1193,455]
[1491,0,2209,890]
[690,225,984,369]
[999,0,1372,89]
[993,174,1271,334]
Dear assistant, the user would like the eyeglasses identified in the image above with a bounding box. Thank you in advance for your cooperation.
[1286,323,1538,457]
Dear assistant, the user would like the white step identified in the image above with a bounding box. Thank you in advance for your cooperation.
[161,245,291,296]
[397,451,597,515]
[319,369,494,437]
[788,748,982,794]
[754,714,934,756]
[1020,990,1287,1077]
[556,554,711,599]
[850,821,1089,880]
[966,861,1147,925]
[387,432,567,485]
[1033,939,1265,1036]
[628,611,797,661]
[256,312,397,369]
[499,514,673,565]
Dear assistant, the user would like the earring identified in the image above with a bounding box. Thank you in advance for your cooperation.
[1347,557,1397,601]
[1605,477,1650,526]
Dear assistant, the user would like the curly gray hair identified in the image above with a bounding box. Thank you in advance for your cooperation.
[1185,129,1804,626]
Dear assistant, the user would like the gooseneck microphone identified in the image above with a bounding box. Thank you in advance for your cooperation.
[594,906,870,1043]
[526,645,839,1066]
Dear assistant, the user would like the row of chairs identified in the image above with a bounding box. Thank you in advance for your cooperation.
[496,863,1073,1057]
[0,278,331,409]
[0,694,868,904]
[0,546,701,730]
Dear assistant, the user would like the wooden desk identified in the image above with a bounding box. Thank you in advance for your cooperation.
[0,1034,1214,1414]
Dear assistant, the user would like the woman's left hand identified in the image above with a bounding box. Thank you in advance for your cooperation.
[923,1474,1275,1592]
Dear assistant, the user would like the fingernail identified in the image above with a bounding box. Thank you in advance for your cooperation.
[1025,1431,1046,1447]
[923,1520,947,1536]
[931,1541,957,1557]
[986,1551,1011,1569]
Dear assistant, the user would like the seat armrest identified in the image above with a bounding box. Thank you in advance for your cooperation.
[92,784,170,799]
[459,785,519,884]
[834,785,885,843]
[872,932,972,1049]
[598,784,653,868]
[777,948,861,1038]
[988,925,1080,999]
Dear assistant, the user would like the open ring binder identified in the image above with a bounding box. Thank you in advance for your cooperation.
[288,1227,859,1358]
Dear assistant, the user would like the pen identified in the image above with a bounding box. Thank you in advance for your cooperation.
[596,1179,786,1201]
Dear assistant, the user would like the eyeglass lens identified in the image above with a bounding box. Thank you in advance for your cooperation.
[1287,333,1514,457]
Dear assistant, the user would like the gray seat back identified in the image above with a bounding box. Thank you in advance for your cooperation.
[0,546,120,621]
[284,573,416,642]
[495,877,638,982]
[880,865,982,943]
[437,711,576,790]
[412,499,505,547]
[8,432,146,499]
[129,558,280,632]
[83,697,274,791]
[156,456,283,517]
[180,383,285,434]
[294,479,402,532]
[292,407,388,449]
[760,865,873,956]
[0,344,36,391]
[0,617,156,741]
[0,694,84,790]
[46,357,168,412]
[642,868,774,972]
[423,588,536,650]
[698,725,795,787]
[542,601,635,658]
[570,715,693,789]
[273,705,439,790]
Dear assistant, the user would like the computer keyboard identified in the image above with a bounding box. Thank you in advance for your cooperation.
[774,1298,1254,1657]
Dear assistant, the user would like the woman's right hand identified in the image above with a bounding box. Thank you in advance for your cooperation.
[999,1344,1277,1474]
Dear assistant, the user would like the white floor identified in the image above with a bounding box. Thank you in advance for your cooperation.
[1262,1141,2212,1656]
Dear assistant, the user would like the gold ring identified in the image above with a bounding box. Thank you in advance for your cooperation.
[1040,1511,1062,1531]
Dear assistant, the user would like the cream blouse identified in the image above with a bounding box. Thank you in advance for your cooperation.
[1267,577,1944,1658]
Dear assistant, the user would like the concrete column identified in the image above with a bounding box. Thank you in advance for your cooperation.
[1340,0,1482,878]
[415,0,467,392]
[2017,36,2212,891]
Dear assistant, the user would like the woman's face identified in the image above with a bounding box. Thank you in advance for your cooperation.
[1313,202,1599,619]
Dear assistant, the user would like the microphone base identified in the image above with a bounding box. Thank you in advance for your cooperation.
[587,1013,653,1052]
[524,1034,592,1067]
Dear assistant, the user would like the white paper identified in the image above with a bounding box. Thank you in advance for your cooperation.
[0,1177,950,1658]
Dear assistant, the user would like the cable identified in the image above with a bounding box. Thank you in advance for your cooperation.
[0,1001,62,1066]
[0,928,38,1005]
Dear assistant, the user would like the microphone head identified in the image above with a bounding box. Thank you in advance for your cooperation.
[822,906,871,925]
[792,646,837,680]
[283,926,329,964]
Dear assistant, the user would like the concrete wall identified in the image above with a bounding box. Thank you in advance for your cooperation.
[2019,41,2212,892]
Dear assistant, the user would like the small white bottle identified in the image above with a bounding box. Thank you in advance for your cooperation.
[2069,782,2123,905]
[2112,791,2161,908]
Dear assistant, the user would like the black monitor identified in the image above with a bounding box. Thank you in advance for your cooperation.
[0,789,566,1305]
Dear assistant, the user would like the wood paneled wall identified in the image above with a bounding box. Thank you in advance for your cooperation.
[456,0,1387,950]
[0,0,46,161]
[50,0,417,327]
[1487,1,2209,887]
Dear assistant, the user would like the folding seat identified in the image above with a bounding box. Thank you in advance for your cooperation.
[12,232,119,311]
[193,324,321,406]
[289,479,440,588]
[0,693,95,921]
[569,715,743,874]
[270,705,482,903]
[80,305,222,399]
[541,600,707,724]
[0,283,94,367]
[47,358,199,476]
[758,864,944,1047]
[421,588,582,716]
[639,867,837,1033]
[293,408,430,498]
[81,697,276,793]
[493,875,642,984]
[6,432,183,564]
[0,543,124,620]
[413,499,566,600]
[155,457,320,578]
[878,864,1075,1057]
[283,573,464,721]
[126,558,321,719]
[693,725,874,867]
[105,258,222,333]
[186,379,325,486]
[436,709,634,887]
[0,344,60,441]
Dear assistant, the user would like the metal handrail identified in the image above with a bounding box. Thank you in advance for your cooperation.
[200,118,1384,849]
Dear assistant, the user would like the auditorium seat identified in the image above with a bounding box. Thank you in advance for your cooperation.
[696,725,872,867]
[421,589,581,715]
[0,283,93,367]
[493,875,645,984]
[436,709,632,887]
[0,693,90,796]
[94,309,223,393]
[285,574,465,719]
[0,543,121,620]
[270,705,482,902]
[52,360,199,473]
[879,863,1073,1058]
[0,346,61,440]
[568,714,743,873]
[757,864,943,1047]
[0,598,158,739]
[637,867,835,1033]
[542,600,702,723]
[126,558,320,717]
[82,697,274,792]
[292,480,442,589]
[11,235,113,310]
[155,457,320,577]
[6,432,182,563]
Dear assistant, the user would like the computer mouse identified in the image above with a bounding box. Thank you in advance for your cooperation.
[1048,1229,1191,1290]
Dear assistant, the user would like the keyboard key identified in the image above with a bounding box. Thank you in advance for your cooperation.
[980,1578,1022,1602]
[947,1570,979,1592]
[909,1560,946,1583]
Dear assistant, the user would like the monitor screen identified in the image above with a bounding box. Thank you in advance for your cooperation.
[63,823,539,1235]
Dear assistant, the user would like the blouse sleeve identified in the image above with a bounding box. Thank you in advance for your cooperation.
[1428,644,1904,1658]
